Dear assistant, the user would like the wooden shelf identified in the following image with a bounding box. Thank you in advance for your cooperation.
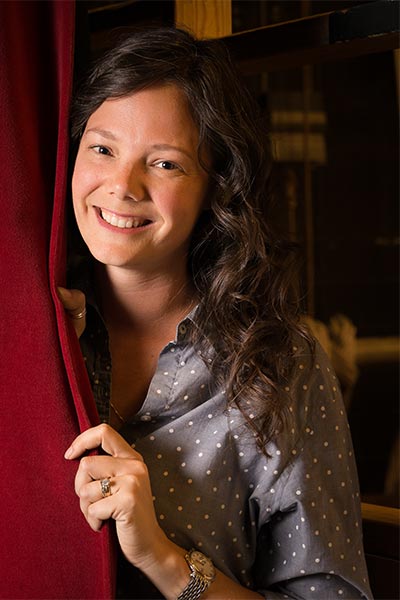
[221,1,400,73]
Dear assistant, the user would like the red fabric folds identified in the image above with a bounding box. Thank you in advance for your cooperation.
[0,2,115,597]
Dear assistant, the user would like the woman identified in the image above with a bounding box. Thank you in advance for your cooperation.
[59,27,372,600]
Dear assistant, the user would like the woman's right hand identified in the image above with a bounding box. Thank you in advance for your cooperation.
[57,287,87,338]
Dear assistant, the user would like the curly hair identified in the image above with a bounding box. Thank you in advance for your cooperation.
[71,26,308,451]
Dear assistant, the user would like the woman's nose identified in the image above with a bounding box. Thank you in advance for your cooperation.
[107,163,146,202]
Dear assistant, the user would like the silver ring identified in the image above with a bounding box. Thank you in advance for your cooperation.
[100,477,112,498]
[70,308,87,320]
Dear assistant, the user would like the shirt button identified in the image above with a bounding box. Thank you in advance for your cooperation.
[179,324,187,335]
[140,415,152,422]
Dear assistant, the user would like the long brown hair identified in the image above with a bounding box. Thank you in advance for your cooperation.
[71,26,308,451]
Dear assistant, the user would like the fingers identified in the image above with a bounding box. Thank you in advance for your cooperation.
[57,286,86,338]
[65,423,142,461]
[57,286,86,315]
[78,475,120,531]
[73,452,144,492]
[65,426,162,564]
[86,496,114,531]
[74,454,120,492]
[72,449,150,533]
[78,477,114,531]
[79,473,145,532]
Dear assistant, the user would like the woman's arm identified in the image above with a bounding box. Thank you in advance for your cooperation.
[132,540,264,600]
[65,424,263,600]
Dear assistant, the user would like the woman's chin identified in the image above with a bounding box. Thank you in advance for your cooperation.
[88,246,138,269]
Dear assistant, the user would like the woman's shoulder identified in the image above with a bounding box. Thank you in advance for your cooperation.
[275,332,348,452]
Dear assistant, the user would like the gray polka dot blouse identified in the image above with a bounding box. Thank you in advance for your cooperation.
[80,307,372,600]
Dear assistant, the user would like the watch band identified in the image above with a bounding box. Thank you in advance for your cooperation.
[176,572,208,600]
[177,549,215,600]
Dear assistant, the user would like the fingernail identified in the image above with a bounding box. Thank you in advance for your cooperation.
[64,446,73,459]
[57,287,72,301]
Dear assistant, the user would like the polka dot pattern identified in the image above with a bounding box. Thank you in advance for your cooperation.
[80,306,372,599]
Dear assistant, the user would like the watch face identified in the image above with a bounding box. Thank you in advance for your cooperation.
[190,550,216,580]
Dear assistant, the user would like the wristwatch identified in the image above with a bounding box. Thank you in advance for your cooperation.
[177,549,216,600]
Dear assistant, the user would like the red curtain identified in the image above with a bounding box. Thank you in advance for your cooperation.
[0,2,115,597]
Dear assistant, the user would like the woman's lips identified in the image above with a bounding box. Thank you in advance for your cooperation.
[96,207,152,231]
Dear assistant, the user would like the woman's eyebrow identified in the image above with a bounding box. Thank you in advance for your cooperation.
[85,127,118,141]
[150,143,194,161]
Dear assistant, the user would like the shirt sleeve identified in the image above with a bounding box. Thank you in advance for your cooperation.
[252,341,372,600]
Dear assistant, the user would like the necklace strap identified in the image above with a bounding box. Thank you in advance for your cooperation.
[110,401,126,423]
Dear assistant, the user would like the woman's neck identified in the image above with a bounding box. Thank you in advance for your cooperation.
[95,263,196,334]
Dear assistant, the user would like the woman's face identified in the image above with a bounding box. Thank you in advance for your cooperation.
[72,84,210,276]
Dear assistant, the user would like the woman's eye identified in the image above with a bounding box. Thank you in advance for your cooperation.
[156,160,179,171]
[90,145,112,156]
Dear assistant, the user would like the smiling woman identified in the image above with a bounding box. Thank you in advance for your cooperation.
[60,26,372,600]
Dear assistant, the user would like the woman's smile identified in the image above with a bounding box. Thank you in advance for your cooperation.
[96,207,153,231]
[72,84,210,275]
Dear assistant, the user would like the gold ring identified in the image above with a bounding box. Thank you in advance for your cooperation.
[70,308,87,320]
[100,477,112,498]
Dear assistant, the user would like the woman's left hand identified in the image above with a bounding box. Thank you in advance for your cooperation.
[64,424,169,571]
[57,287,87,339]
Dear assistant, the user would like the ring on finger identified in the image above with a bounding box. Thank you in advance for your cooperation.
[69,308,87,320]
[100,477,112,498]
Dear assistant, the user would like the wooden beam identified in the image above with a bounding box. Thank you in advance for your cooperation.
[175,0,231,39]
[362,503,400,527]
[221,3,400,75]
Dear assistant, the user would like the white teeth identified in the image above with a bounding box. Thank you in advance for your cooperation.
[100,208,146,229]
